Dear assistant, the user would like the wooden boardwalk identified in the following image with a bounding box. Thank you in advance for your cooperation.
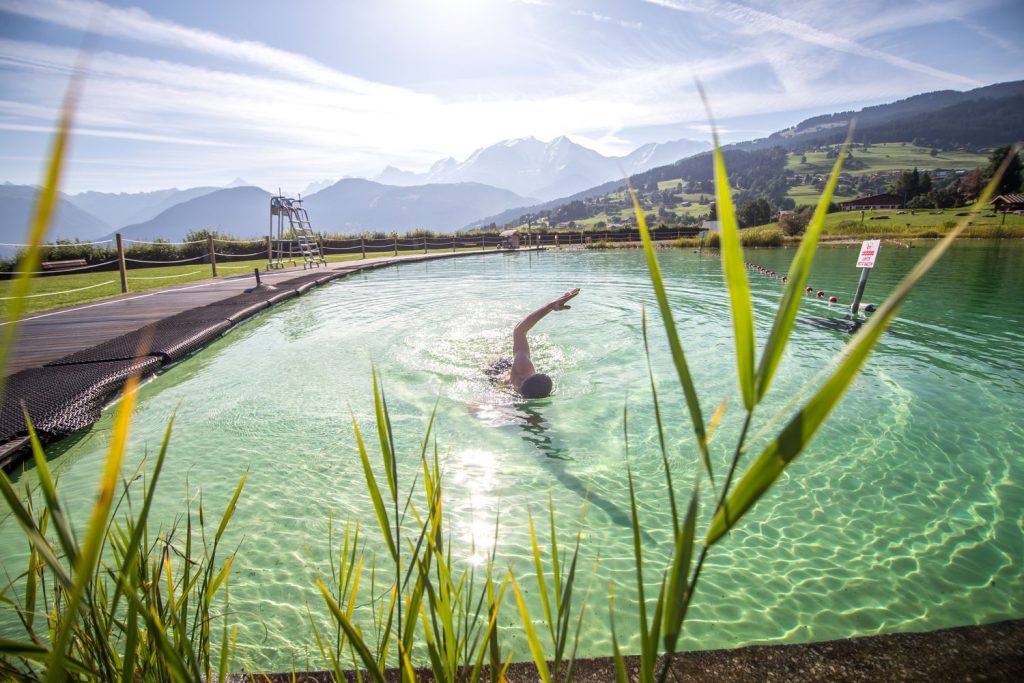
[2,250,511,376]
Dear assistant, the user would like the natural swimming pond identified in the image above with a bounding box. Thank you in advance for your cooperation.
[2,243,1023,670]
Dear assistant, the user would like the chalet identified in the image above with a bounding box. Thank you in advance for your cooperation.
[991,194,1024,213]
[839,193,903,211]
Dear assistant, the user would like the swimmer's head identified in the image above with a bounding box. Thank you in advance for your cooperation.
[519,373,553,399]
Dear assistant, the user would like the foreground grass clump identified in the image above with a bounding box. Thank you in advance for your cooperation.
[1,71,1016,679]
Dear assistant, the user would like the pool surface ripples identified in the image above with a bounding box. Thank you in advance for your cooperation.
[2,245,1022,670]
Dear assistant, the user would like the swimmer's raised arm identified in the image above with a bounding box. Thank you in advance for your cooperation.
[512,288,580,357]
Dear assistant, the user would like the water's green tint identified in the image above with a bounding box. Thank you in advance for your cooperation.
[3,244,1022,671]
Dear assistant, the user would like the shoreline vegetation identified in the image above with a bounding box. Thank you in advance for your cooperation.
[4,209,1021,317]
[0,77,1018,679]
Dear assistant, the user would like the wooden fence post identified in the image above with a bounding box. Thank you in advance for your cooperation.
[361,238,366,260]
[116,233,128,293]
[266,235,272,264]
[208,235,217,277]
[394,237,398,256]
[423,237,428,254]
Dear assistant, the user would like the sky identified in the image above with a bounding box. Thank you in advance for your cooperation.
[0,0,1022,194]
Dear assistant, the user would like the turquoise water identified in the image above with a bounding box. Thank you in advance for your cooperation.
[2,243,1022,670]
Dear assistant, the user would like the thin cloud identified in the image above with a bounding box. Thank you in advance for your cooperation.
[573,10,644,30]
[644,0,981,87]
[0,122,234,146]
[0,0,408,95]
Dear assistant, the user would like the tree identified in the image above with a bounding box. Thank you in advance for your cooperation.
[779,208,810,236]
[919,172,932,195]
[958,169,986,201]
[986,145,1023,195]
[736,197,772,228]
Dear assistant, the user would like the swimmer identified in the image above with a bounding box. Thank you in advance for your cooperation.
[495,288,580,399]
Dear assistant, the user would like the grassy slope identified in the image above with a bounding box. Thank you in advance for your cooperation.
[786,142,989,206]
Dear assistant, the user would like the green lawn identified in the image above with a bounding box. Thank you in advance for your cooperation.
[736,207,1024,239]
[0,246,496,318]
[786,142,988,177]
[819,207,1024,235]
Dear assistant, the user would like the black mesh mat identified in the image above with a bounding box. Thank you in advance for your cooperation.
[266,290,297,305]
[48,315,232,365]
[1,357,161,443]
[199,299,269,324]
[275,272,325,290]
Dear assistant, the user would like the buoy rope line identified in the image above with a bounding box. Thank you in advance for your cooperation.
[744,260,841,304]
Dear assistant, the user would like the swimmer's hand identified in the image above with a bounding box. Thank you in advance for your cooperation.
[548,288,580,311]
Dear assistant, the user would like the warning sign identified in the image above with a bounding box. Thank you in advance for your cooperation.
[856,239,880,268]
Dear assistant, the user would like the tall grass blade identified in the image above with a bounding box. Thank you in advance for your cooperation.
[755,130,853,401]
[608,584,628,683]
[45,375,137,683]
[707,168,1009,546]
[642,305,679,532]
[24,416,78,566]
[630,187,713,482]
[351,414,397,561]
[0,61,83,388]
[661,483,699,653]
[109,415,175,619]
[215,470,247,546]
[371,370,397,501]
[698,84,755,410]
[316,578,386,683]
[527,510,555,642]
[511,575,551,683]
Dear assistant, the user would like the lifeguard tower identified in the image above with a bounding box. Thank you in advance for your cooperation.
[268,193,326,269]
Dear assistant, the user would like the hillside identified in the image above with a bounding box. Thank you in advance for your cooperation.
[740,80,1024,151]
[472,82,1024,230]
[117,186,270,241]
[113,180,535,240]
[0,185,110,256]
[68,186,221,231]
[305,179,535,233]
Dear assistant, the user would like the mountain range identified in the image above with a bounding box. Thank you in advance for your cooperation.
[2,80,1021,251]
[373,136,709,200]
[112,180,535,242]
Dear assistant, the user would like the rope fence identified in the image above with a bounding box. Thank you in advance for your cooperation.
[2,228,697,302]
[1,258,119,276]
[213,251,265,259]
[0,239,114,247]
[123,238,207,246]
[124,255,207,265]
[0,280,117,300]
[126,269,202,281]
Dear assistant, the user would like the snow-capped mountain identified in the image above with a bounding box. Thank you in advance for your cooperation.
[373,136,709,200]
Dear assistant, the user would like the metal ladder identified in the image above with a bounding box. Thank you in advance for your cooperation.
[287,203,326,269]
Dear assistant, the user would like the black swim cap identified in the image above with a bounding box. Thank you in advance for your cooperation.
[520,373,553,399]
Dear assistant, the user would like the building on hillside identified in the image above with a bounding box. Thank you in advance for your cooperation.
[839,193,903,211]
[991,194,1024,213]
